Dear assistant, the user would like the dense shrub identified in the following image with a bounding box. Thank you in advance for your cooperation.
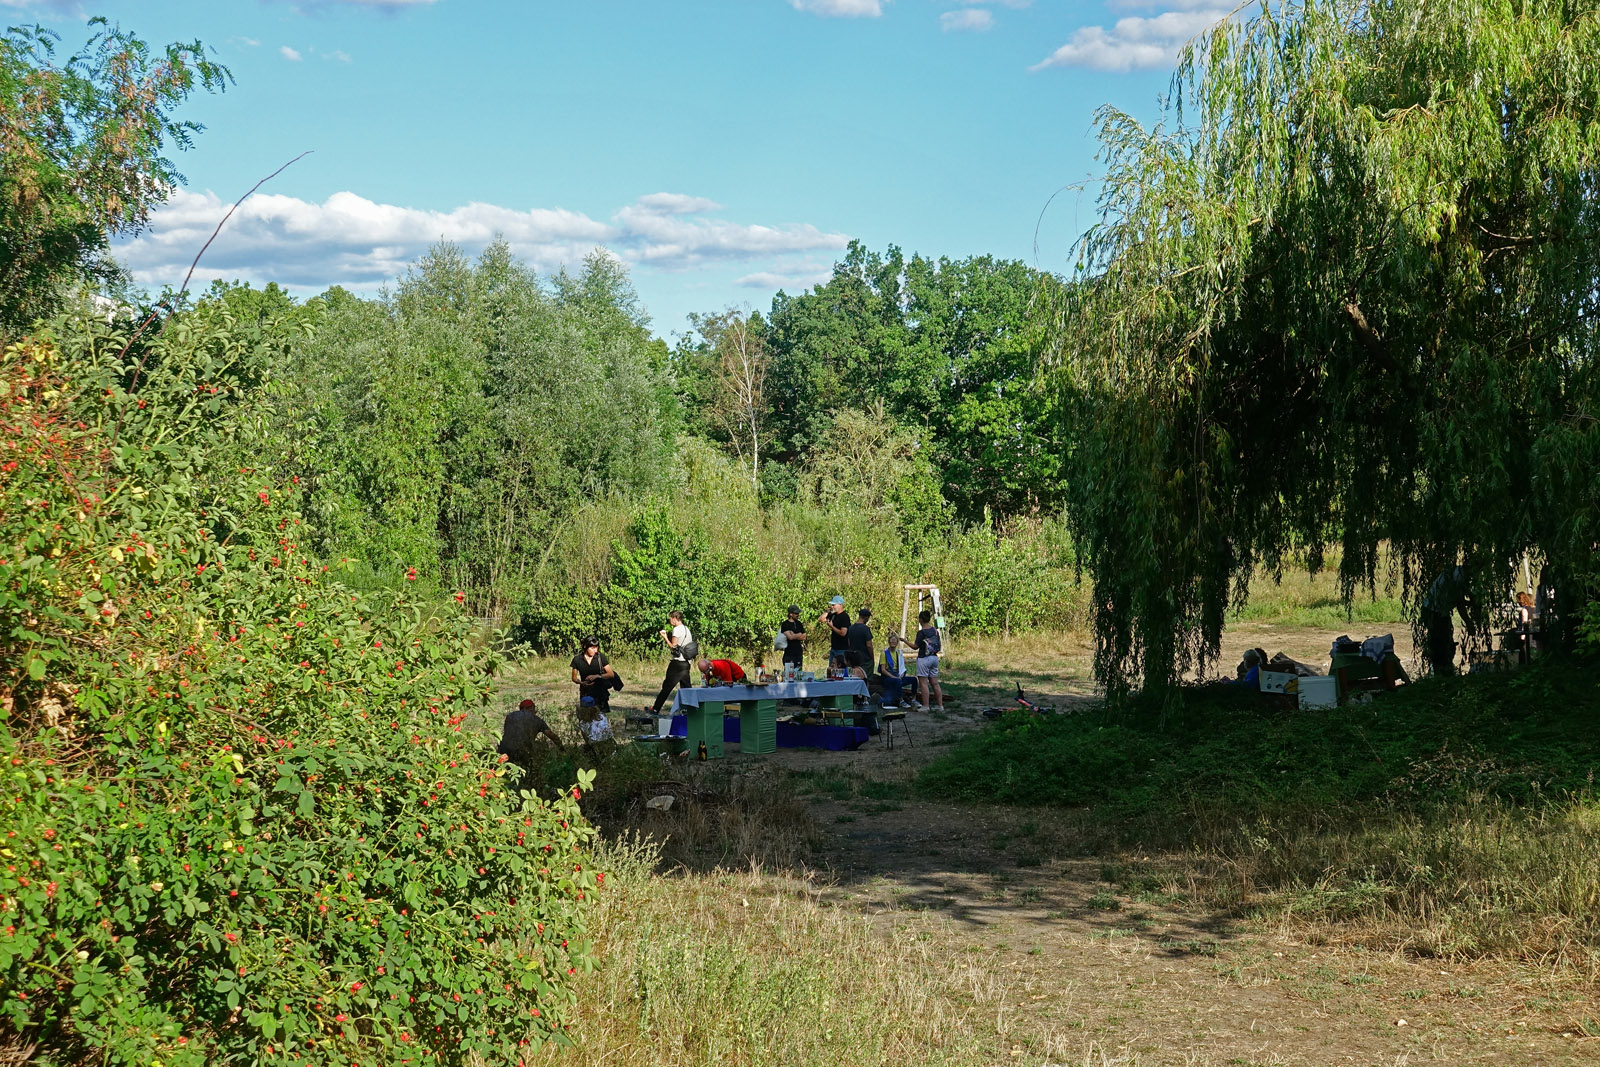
[1,324,599,1065]
[918,659,1600,814]
[516,454,1087,659]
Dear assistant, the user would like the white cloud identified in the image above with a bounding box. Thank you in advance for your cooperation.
[113,189,850,293]
[789,0,885,17]
[230,36,262,47]
[736,266,835,291]
[326,49,352,62]
[280,45,303,61]
[1032,3,1231,72]
[265,0,437,7]
[630,193,723,216]
[940,9,993,31]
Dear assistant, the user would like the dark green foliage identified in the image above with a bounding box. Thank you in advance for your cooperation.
[246,243,678,615]
[518,506,783,658]
[759,242,1066,523]
[1,311,599,1065]
[0,20,229,328]
[1053,0,1600,695]
[919,659,1600,814]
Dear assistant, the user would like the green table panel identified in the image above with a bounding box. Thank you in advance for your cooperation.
[686,701,725,759]
[740,698,778,754]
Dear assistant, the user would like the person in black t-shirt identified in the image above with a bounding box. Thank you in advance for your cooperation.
[570,635,620,711]
[846,607,874,673]
[779,605,807,669]
[820,596,851,669]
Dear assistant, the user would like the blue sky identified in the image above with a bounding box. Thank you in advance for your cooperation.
[6,0,1231,336]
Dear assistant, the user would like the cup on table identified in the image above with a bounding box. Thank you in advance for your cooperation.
[656,714,674,737]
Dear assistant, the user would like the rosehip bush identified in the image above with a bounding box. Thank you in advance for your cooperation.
[1,320,601,1066]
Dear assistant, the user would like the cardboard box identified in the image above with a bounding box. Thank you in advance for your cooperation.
[1258,671,1299,695]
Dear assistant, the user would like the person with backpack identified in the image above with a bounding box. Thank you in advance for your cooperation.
[648,610,695,716]
[913,609,945,711]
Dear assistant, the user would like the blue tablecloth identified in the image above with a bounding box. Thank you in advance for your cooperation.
[669,679,868,713]
[647,714,869,751]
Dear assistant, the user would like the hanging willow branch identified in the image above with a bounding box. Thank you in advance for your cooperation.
[1050,0,1600,701]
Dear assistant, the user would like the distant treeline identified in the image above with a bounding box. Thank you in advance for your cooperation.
[214,239,1080,656]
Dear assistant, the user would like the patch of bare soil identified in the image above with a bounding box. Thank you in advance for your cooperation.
[739,648,1595,1066]
[503,631,1598,1064]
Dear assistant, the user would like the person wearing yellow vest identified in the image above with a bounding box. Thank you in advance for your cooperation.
[878,633,911,709]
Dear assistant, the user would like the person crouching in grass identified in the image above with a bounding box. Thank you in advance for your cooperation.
[498,698,564,790]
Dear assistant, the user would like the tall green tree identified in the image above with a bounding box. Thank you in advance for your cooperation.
[761,242,1064,521]
[0,19,228,330]
[250,242,678,613]
[676,307,771,492]
[1053,0,1600,697]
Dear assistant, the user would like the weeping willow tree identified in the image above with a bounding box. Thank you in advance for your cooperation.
[1054,0,1600,698]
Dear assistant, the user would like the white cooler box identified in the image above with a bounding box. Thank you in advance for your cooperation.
[1297,675,1338,710]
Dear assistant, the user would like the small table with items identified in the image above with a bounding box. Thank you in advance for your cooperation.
[669,680,871,757]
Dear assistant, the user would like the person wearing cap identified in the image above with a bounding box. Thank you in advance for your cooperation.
[570,635,619,713]
[779,605,807,672]
[498,699,565,786]
[820,596,851,670]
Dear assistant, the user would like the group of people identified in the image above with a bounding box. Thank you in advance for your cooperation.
[636,597,947,713]
[499,600,947,767]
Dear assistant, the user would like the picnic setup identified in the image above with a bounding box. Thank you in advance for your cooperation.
[644,678,879,757]
[557,584,949,758]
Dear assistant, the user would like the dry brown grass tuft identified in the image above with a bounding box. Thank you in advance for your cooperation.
[536,836,1005,1067]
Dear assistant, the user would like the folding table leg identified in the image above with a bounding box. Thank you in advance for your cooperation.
[686,701,725,759]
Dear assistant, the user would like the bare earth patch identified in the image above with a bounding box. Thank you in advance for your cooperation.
[499,628,1598,1065]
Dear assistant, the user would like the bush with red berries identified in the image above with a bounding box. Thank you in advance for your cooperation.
[1,320,600,1065]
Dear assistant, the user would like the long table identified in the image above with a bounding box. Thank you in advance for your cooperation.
[670,680,870,757]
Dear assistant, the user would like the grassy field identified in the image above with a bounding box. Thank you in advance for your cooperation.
[487,578,1600,1065]
[919,660,1600,968]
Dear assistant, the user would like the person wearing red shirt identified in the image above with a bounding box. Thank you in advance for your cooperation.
[697,657,746,686]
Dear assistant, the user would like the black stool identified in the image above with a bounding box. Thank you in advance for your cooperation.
[881,709,910,749]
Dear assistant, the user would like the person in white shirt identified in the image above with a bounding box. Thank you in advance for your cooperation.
[648,610,694,715]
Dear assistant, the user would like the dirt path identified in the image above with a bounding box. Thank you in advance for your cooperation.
[749,667,1595,1065]
[502,631,1597,1065]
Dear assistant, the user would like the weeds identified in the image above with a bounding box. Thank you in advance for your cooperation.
[539,836,1006,1066]
[919,658,1600,966]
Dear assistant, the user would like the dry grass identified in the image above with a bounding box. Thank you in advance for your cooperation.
[1182,795,1600,972]
[534,836,1003,1067]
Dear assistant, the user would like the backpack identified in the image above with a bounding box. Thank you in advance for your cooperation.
[678,635,699,662]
